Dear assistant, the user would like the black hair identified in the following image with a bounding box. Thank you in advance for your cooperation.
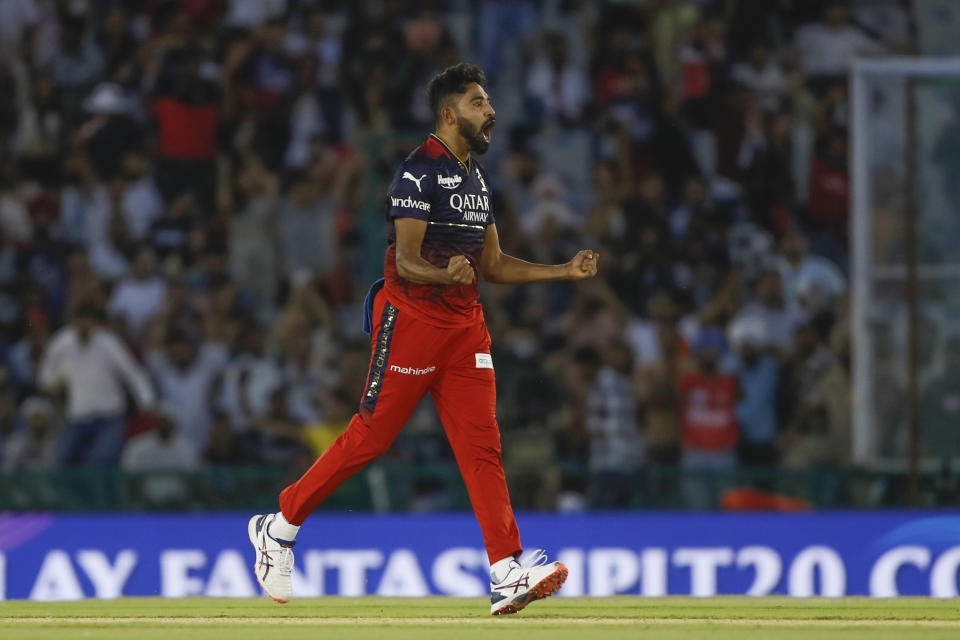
[73,304,102,321]
[426,63,487,121]
[573,345,602,368]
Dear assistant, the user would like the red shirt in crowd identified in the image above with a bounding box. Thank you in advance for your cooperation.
[152,97,220,160]
[807,156,849,228]
[678,371,739,452]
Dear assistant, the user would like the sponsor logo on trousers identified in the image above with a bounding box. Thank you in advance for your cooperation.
[389,365,437,375]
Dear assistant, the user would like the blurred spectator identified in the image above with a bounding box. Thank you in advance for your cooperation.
[776,230,846,315]
[13,72,62,175]
[58,148,109,246]
[218,321,283,431]
[478,0,538,86]
[806,128,850,255]
[780,321,851,468]
[526,31,588,125]
[119,152,165,241]
[626,290,680,368]
[2,396,60,471]
[580,342,644,508]
[97,7,138,82]
[6,306,49,390]
[49,14,104,120]
[245,383,311,465]
[224,0,286,29]
[284,6,343,143]
[77,82,142,180]
[730,268,802,354]
[521,172,577,239]
[147,190,196,267]
[88,203,132,281]
[678,17,727,131]
[151,44,221,213]
[204,409,255,465]
[107,246,167,339]
[121,403,200,506]
[228,157,279,308]
[780,312,838,445]
[278,173,337,279]
[794,2,884,80]
[636,323,691,465]
[38,304,155,466]
[729,315,779,466]
[678,328,739,508]
[740,110,796,234]
[731,40,787,113]
[302,387,353,458]
[147,326,228,455]
[0,0,38,58]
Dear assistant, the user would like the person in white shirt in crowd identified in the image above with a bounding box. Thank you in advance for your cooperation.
[2,395,61,471]
[58,148,110,247]
[121,402,200,507]
[147,326,229,456]
[526,31,588,125]
[730,266,803,355]
[38,304,155,465]
[731,40,787,113]
[794,2,884,79]
[576,343,644,508]
[119,152,164,241]
[218,322,283,432]
[775,230,846,315]
[107,244,167,339]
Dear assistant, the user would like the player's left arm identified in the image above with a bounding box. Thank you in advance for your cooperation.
[478,224,598,284]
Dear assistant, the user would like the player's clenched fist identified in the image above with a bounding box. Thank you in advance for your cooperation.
[446,255,475,285]
[567,250,599,279]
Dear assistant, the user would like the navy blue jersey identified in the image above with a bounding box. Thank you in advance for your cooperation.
[382,134,495,326]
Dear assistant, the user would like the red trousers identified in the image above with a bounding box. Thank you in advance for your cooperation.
[279,290,522,564]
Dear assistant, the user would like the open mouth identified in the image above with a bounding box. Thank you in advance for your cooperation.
[481,120,494,143]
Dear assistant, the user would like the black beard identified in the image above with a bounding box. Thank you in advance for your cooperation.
[457,118,490,155]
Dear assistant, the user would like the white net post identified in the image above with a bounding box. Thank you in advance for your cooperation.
[850,57,960,465]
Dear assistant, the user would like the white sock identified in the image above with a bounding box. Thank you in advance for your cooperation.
[490,555,516,584]
[269,511,300,542]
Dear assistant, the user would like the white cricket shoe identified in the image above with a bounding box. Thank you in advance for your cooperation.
[490,549,568,615]
[247,513,295,603]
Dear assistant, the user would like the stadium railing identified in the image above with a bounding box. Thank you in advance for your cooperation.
[1,462,955,512]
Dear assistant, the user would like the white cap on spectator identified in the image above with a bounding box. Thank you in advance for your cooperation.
[729,315,769,351]
[84,83,130,115]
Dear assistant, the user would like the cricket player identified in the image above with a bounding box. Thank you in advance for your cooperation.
[249,62,598,615]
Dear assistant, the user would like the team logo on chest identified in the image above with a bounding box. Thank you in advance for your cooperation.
[437,174,463,189]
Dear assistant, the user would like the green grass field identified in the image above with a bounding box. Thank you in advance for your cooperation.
[2,596,959,640]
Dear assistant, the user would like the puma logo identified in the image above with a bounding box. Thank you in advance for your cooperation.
[402,172,427,192]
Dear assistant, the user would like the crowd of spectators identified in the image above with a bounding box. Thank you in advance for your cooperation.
[0,0,947,509]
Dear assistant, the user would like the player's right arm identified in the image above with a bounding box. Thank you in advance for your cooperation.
[388,159,473,286]
[394,218,473,285]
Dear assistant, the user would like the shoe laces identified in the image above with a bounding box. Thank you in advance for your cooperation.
[276,547,294,577]
[518,548,549,568]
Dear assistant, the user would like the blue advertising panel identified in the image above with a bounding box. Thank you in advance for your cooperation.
[1,511,959,600]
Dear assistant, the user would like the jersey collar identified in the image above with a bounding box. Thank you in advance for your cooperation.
[430,133,471,175]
